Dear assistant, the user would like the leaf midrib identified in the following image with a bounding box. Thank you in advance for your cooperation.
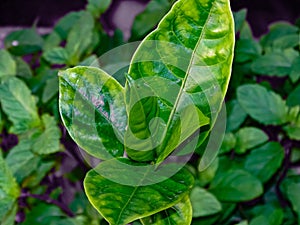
[156,0,216,160]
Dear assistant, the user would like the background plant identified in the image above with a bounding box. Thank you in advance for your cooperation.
[0,0,299,225]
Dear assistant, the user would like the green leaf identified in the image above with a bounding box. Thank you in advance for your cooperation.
[210,169,263,202]
[284,124,300,141]
[59,66,126,159]
[32,114,61,155]
[4,28,44,55]
[234,127,268,154]
[126,0,235,163]
[54,12,82,40]
[130,0,171,41]
[233,9,247,33]
[21,203,68,225]
[84,158,194,225]
[15,57,32,78]
[190,187,221,217]
[244,142,284,183]
[66,11,95,64]
[43,47,69,65]
[251,53,292,77]
[42,76,59,103]
[0,77,40,134]
[1,203,17,225]
[0,50,16,77]
[234,39,262,63]
[249,205,283,225]
[272,34,300,49]
[198,157,219,186]
[286,183,300,222]
[141,195,192,225]
[5,139,38,183]
[237,84,287,125]
[86,0,111,18]
[260,22,299,48]
[0,152,20,219]
[287,85,300,107]
[290,56,300,83]
[219,132,236,154]
[226,100,247,132]
[43,31,62,51]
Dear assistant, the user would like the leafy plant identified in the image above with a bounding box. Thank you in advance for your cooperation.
[1,0,300,224]
[59,0,235,224]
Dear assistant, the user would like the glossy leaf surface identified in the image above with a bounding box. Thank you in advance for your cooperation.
[141,195,192,225]
[126,0,235,162]
[59,66,126,159]
[84,158,194,225]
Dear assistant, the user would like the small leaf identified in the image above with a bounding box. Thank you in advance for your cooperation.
[5,139,38,183]
[237,84,287,125]
[54,12,82,40]
[59,66,126,159]
[0,50,16,77]
[233,9,247,33]
[4,28,43,55]
[260,22,299,48]
[0,152,20,219]
[141,195,192,225]
[42,76,59,103]
[287,183,300,222]
[15,57,32,78]
[219,132,236,154]
[190,187,221,217]
[43,47,69,65]
[66,11,95,64]
[234,39,262,63]
[84,158,194,225]
[226,100,247,132]
[32,114,61,155]
[251,53,292,77]
[273,34,300,49]
[234,127,268,154]
[290,56,300,83]
[198,157,219,186]
[210,169,263,202]
[86,0,111,18]
[130,0,171,40]
[244,142,284,183]
[284,124,300,141]
[43,31,61,51]
[0,77,40,134]
[287,85,300,107]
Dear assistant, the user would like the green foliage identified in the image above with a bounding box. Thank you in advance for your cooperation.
[1,0,300,224]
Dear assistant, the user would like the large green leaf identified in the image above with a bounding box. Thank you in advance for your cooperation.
[59,66,126,159]
[244,142,284,183]
[237,84,287,125]
[84,158,194,225]
[190,187,221,217]
[0,50,16,77]
[0,77,40,134]
[125,0,235,163]
[141,195,192,225]
[0,152,20,220]
[209,169,263,202]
